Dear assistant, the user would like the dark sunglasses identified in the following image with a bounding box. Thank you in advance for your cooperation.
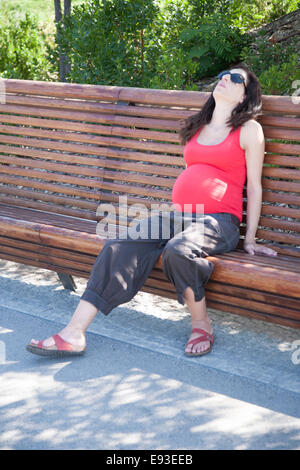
[217,70,246,85]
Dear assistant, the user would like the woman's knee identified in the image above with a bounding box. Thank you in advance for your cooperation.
[161,238,187,268]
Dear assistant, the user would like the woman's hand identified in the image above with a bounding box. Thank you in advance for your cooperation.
[244,240,277,257]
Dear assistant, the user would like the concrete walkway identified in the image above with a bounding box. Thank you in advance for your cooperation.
[0,260,299,450]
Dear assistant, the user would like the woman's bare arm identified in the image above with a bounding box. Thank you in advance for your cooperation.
[243,120,277,257]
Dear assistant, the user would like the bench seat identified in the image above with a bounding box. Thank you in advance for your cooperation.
[0,203,299,329]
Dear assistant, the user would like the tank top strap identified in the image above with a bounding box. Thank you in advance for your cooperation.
[231,126,242,150]
[235,126,244,151]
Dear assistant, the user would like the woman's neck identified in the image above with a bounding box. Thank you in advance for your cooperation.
[209,101,236,129]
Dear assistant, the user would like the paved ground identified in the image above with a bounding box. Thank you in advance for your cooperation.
[0,259,299,450]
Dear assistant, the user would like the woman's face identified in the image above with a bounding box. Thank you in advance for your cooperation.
[213,68,248,105]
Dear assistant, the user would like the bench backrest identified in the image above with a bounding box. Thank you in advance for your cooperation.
[0,79,299,257]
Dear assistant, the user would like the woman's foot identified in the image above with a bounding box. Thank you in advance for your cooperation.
[27,326,86,357]
[185,320,214,356]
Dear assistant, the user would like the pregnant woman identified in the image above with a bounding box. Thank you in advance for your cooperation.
[27,64,277,359]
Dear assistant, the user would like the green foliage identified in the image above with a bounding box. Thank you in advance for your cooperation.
[0,0,298,93]
[0,12,53,80]
[258,54,300,96]
[146,0,196,89]
[56,0,252,87]
[150,48,198,90]
[240,33,300,95]
[0,0,86,31]
[266,0,300,21]
[240,32,298,74]
[57,0,159,87]
[212,0,300,30]
[179,13,251,79]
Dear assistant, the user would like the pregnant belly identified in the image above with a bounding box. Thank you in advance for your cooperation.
[172,165,229,213]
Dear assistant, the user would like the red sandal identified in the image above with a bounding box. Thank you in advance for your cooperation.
[185,328,214,357]
[26,334,86,358]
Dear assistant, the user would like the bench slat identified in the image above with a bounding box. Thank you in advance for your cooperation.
[0,194,97,219]
[260,205,299,219]
[145,275,300,317]
[205,300,300,329]
[263,167,300,180]
[2,111,299,139]
[4,94,193,120]
[262,178,300,193]
[0,154,177,187]
[263,126,300,141]
[266,142,300,155]
[0,235,95,263]
[3,173,300,210]
[0,136,185,165]
[0,174,101,201]
[207,280,300,308]
[0,124,183,155]
[2,103,299,132]
[4,79,121,101]
[0,104,181,133]
[2,152,300,193]
[141,284,300,328]
[219,250,300,271]
[259,216,300,232]
[4,79,299,112]
[0,165,172,198]
[255,228,300,245]
[264,154,300,167]
[262,190,300,205]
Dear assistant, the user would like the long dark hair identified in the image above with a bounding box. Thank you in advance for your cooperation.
[179,63,263,145]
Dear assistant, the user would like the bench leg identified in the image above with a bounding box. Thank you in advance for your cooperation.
[57,273,77,291]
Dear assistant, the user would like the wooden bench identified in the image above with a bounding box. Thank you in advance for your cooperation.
[0,79,299,329]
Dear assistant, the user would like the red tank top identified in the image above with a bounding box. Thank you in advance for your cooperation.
[172,126,246,221]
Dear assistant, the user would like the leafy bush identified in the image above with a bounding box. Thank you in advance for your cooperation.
[0,12,53,80]
[179,13,251,80]
[258,54,300,95]
[56,0,252,88]
[150,47,198,90]
[57,0,159,87]
[240,31,298,74]
[1,0,298,93]
[266,0,300,22]
[144,0,197,89]
[240,33,300,95]
[213,0,300,31]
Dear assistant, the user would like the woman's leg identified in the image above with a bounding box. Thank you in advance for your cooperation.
[162,236,215,355]
[162,212,240,355]
[28,215,167,353]
[183,288,213,354]
[30,286,212,354]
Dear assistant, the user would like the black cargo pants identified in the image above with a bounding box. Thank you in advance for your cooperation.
[81,211,240,314]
